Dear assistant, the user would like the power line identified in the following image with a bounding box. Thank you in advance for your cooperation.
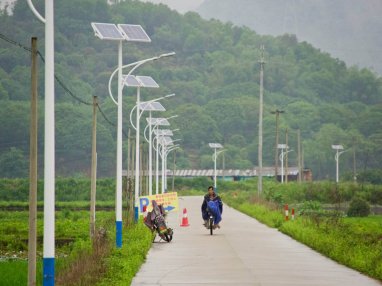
[0,33,124,134]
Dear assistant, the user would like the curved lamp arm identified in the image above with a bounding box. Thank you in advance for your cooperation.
[108,52,175,106]
[27,0,45,23]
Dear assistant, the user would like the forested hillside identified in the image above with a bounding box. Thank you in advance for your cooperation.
[198,0,382,75]
[0,0,381,179]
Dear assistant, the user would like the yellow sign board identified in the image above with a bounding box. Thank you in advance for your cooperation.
[138,192,179,214]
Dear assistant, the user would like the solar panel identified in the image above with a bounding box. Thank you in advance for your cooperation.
[147,117,170,126]
[122,75,142,87]
[139,101,165,111]
[160,136,173,145]
[331,145,344,150]
[91,23,124,41]
[154,129,173,136]
[117,24,151,43]
[209,143,223,149]
[136,76,160,88]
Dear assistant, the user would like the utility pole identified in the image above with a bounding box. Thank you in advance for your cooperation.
[131,139,135,210]
[90,96,97,239]
[140,144,143,196]
[285,128,289,183]
[28,36,38,286]
[271,109,284,182]
[126,129,131,214]
[302,146,305,180]
[297,129,302,183]
[353,137,357,182]
[172,149,176,192]
[258,45,265,195]
[222,151,225,181]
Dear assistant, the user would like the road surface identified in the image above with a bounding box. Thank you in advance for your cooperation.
[131,196,381,286]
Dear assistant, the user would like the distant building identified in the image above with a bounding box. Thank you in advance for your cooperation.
[123,166,313,182]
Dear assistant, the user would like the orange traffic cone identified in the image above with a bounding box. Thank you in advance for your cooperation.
[180,208,190,227]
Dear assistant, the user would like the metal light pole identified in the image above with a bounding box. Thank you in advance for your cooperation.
[106,52,174,240]
[91,22,156,248]
[27,1,55,284]
[139,95,175,195]
[271,109,284,181]
[164,145,180,191]
[332,145,347,183]
[278,144,292,184]
[209,143,223,192]
[149,116,177,194]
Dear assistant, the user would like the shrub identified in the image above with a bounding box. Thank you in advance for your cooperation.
[347,198,370,217]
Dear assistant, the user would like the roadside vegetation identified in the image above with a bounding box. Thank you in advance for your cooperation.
[221,180,382,281]
[0,207,152,285]
[1,176,381,284]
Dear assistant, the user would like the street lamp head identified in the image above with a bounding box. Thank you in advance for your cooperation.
[167,115,178,120]
[165,93,176,98]
[209,143,223,149]
[158,52,176,58]
[271,109,285,114]
[332,145,344,150]
[277,144,288,149]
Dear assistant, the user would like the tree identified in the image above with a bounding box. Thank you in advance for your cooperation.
[0,147,28,178]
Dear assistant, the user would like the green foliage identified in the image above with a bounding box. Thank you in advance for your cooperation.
[0,260,42,286]
[357,169,382,185]
[224,191,382,281]
[0,209,115,285]
[0,0,381,178]
[347,197,371,217]
[96,220,153,286]
[0,147,28,178]
[0,177,115,201]
[298,200,322,214]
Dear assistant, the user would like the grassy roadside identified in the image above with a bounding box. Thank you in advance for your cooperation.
[96,220,153,286]
[222,193,382,281]
[0,209,153,286]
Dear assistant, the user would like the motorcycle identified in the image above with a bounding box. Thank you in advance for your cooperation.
[144,200,173,242]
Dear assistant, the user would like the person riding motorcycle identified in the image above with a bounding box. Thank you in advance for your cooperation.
[201,186,223,228]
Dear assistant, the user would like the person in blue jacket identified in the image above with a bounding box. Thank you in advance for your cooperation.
[201,186,223,228]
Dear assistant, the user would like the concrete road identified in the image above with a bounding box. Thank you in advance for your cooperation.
[131,196,381,286]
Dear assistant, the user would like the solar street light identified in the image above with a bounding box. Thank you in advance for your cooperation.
[91,22,152,249]
[158,138,180,193]
[163,144,180,192]
[133,95,175,196]
[332,145,347,183]
[278,144,291,183]
[125,75,160,201]
[150,116,178,194]
[209,143,223,192]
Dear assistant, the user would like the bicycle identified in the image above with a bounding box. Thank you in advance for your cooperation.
[208,211,214,235]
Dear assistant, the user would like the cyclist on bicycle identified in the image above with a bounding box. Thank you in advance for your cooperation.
[201,186,223,228]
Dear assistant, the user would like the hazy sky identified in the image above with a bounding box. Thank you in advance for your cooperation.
[139,0,204,13]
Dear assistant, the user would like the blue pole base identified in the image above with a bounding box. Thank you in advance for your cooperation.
[116,221,122,248]
[43,257,55,286]
[134,206,139,223]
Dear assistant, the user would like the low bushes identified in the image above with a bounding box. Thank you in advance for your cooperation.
[223,191,382,281]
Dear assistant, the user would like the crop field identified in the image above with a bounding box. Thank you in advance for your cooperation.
[0,208,114,285]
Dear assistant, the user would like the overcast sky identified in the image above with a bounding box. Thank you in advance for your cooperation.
[139,0,204,13]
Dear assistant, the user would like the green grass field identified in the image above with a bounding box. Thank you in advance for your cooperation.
[0,207,153,285]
